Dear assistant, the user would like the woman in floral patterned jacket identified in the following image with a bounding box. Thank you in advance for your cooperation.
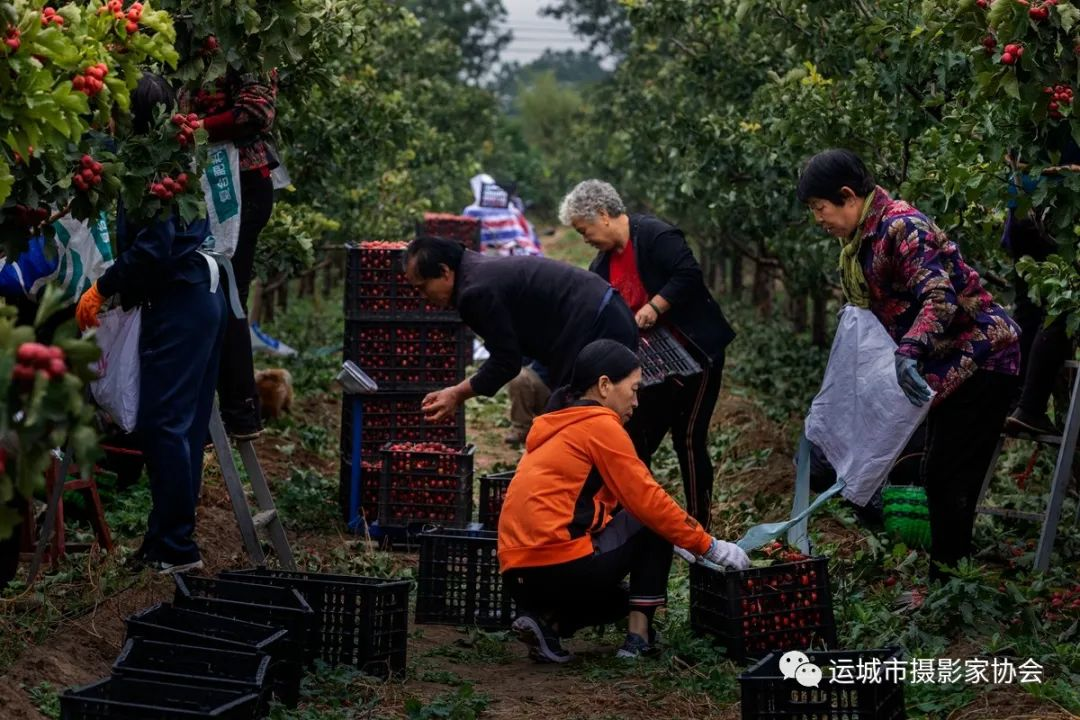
[797,149,1021,582]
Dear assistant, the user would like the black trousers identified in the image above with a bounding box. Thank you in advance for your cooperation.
[924,369,1017,579]
[1017,315,1071,420]
[626,354,725,530]
[217,169,274,431]
[503,513,673,636]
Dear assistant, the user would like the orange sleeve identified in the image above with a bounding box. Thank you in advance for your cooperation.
[587,416,712,554]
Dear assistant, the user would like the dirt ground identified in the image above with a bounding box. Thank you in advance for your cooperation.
[1,385,1075,719]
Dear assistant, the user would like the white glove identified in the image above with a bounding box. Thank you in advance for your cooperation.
[703,538,751,571]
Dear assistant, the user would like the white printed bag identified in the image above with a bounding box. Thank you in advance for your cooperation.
[90,306,142,433]
[199,142,242,258]
[51,213,114,303]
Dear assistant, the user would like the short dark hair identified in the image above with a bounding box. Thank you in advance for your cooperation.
[796,149,876,205]
[131,73,175,135]
[404,235,465,278]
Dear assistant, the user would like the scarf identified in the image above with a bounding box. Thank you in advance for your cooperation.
[838,189,877,308]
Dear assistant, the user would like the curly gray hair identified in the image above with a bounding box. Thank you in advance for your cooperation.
[558,180,626,226]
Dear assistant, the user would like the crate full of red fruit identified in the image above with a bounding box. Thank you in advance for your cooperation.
[421,213,481,250]
[339,393,465,458]
[343,320,469,392]
[690,545,836,662]
[345,241,460,320]
[378,442,474,529]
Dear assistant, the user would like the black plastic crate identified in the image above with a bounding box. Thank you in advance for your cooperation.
[379,443,475,528]
[124,603,300,708]
[344,242,460,320]
[343,320,469,392]
[421,213,481,250]
[219,569,410,679]
[638,327,703,387]
[690,557,836,661]
[59,676,259,720]
[478,471,514,530]
[415,528,514,629]
[740,648,906,720]
[113,638,270,700]
[340,392,466,459]
[173,575,315,666]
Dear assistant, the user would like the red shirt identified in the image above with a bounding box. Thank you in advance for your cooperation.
[609,241,649,312]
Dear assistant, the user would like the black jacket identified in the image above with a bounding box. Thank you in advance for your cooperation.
[453,251,618,396]
[589,214,735,361]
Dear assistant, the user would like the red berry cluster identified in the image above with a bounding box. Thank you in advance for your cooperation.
[725,558,829,656]
[384,442,468,524]
[171,112,199,147]
[11,342,67,385]
[981,34,996,52]
[97,0,140,32]
[1029,0,1057,21]
[72,154,104,193]
[193,88,228,114]
[72,64,108,96]
[1044,84,1073,119]
[41,7,65,27]
[11,204,50,228]
[353,324,462,387]
[759,540,810,563]
[202,35,219,55]
[1000,42,1024,65]
[1040,585,1080,622]
[148,172,189,201]
[4,25,20,52]
[975,0,992,8]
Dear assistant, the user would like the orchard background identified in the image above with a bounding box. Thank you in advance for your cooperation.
[1,1,1079,719]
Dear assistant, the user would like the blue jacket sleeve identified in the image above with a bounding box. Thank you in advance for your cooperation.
[0,236,59,298]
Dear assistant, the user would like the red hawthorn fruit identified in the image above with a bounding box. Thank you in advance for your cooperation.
[125,20,138,33]
[1001,52,1015,65]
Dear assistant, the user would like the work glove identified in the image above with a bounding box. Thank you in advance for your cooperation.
[76,282,105,332]
[703,538,751,571]
[894,355,932,407]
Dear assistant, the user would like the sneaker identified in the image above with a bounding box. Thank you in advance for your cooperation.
[150,559,204,576]
[1005,409,1058,438]
[512,614,574,664]
[250,323,298,358]
[615,632,653,659]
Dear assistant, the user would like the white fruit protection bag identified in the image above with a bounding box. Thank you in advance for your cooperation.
[199,142,242,257]
[804,305,932,507]
[90,306,142,433]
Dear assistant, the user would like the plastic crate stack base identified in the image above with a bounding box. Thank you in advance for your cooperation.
[415,528,515,629]
[690,557,836,662]
[478,471,514,530]
[60,676,261,720]
[124,602,302,707]
[220,569,410,679]
[337,453,383,526]
[739,648,906,720]
[421,213,481,251]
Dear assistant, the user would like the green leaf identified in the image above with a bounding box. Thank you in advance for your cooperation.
[0,158,12,205]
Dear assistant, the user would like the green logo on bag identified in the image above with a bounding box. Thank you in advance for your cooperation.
[207,146,239,222]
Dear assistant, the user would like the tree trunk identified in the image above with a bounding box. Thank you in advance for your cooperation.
[249,280,264,325]
[811,290,828,348]
[730,254,744,302]
[751,240,773,315]
[790,292,808,334]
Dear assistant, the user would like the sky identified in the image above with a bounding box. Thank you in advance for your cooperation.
[500,0,592,66]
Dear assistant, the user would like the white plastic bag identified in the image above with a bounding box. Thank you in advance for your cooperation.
[200,142,242,257]
[91,307,142,433]
[804,305,932,507]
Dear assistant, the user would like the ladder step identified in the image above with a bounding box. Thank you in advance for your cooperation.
[976,506,1045,522]
[251,509,278,529]
[1001,431,1063,446]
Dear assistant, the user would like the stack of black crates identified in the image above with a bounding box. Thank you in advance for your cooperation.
[340,240,472,542]
[60,570,410,719]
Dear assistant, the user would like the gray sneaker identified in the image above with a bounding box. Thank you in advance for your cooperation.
[512,614,574,663]
[615,632,653,659]
[152,559,205,576]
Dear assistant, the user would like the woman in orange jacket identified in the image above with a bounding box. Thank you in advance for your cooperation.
[498,339,749,662]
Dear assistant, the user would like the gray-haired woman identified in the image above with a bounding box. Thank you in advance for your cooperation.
[558,180,736,528]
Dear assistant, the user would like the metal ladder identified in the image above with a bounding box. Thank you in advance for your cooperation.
[208,402,295,569]
[976,360,1080,572]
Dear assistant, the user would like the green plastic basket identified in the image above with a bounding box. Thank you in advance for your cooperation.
[881,485,931,550]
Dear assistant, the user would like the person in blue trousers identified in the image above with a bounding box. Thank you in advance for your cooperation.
[77,74,226,573]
